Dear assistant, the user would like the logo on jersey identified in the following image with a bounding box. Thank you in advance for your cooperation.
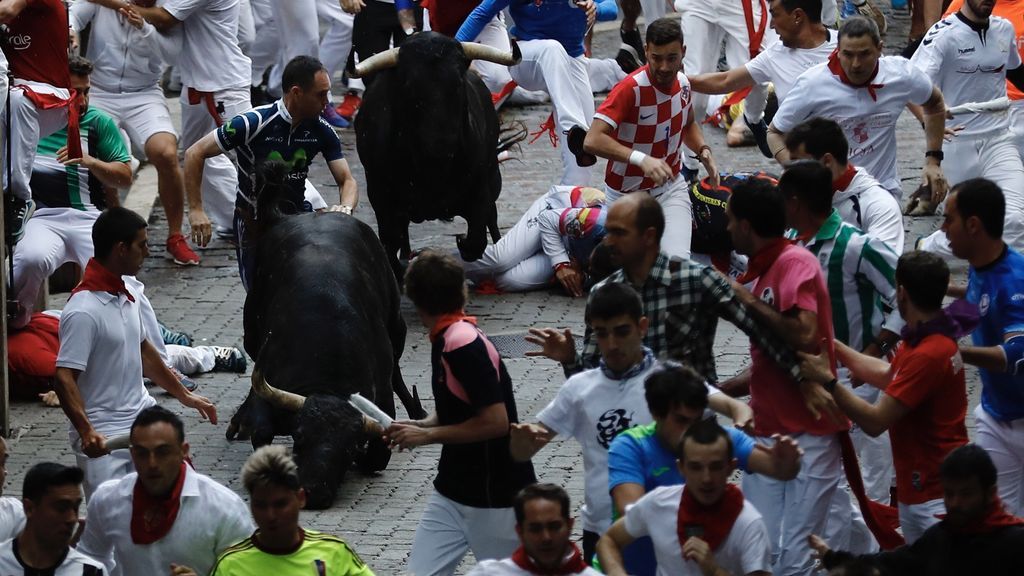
[681,85,691,102]
[1012,293,1024,302]
[596,408,635,449]
[267,148,310,172]
[851,122,869,144]
[957,47,976,55]
[7,34,30,50]
[980,293,990,316]
[760,287,775,307]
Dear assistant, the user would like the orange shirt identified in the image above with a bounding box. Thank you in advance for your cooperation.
[944,0,1024,100]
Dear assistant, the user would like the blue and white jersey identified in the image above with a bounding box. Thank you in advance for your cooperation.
[216,100,344,210]
[967,246,1024,421]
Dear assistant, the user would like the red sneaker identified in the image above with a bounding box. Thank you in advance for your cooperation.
[166,233,200,266]
[335,92,362,120]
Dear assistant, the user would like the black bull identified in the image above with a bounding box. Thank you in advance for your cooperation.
[227,205,426,509]
[353,32,521,277]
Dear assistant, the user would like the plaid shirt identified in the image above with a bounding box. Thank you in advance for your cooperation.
[566,253,802,383]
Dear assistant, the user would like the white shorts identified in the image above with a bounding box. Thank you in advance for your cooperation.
[73,444,134,501]
[89,86,177,160]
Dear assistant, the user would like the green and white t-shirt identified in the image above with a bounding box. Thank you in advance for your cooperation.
[31,106,130,211]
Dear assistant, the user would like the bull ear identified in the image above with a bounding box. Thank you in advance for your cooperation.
[352,46,401,78]
[460,41,521,66]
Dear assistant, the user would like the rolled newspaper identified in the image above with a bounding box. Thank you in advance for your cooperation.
[347,393,394,429]
[77,434,130,452]
[947,97,1010,116]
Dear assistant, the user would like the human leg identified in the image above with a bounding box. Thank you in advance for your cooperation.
[493,254,554,292]
[980,133,1024,255]
[267,0,320,96]
[318,0,355,82]
[975,404,1024,516]
[464,505,519,563]
[75,447,134,501]
[652,176,694,260]
[897,498,945,544]
[462,193,551,278]
[471,15,516,97]
[776,433,842,576]
[10,211,71,328]
[408,491,473,576]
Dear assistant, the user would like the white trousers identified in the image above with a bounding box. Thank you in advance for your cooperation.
[11,208,96,329]
[743,433,842,576]
[2,86,69,201]
[408,491,519,576]
[606,175,693,260]
[975,403,1024,516]
[1010,100,1024,156]
[178,86,251,234]
[850,384,896,504]
[920,132,1024,258]
[318,0,356,83]
[586,56,627,93]
[462,192,555,291]
[267,0,321,97]
[167,345,217,375]
[640,0,672,22]
[74,446,133,501]
[897,498,944,544]
[237,0,256,54]
[249,0,278,86]
[511,39,595,186]
[823,484,878,555]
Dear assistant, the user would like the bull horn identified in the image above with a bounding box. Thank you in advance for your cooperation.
[352,47,401,78]
[251,368,306,412]
[460,40,522,66]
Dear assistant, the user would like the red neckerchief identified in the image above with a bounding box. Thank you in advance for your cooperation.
[677,483,745,552]
[832,164,858,192]
[510,543,589,575]
[71,258,135,302]
[429,312,478,340]
[827,50,884,101]
[736,238,791,284]
[940,496,1024,535]
[130,462,187,545]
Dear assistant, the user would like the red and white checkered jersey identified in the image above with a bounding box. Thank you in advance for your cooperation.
[594,66,693,193]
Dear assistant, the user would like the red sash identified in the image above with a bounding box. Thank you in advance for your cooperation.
[15,84,81,160]
[71,258,135,302]
[510,544,589,575]
[832,164,858,192]
[827,50,884,101]
[130,462,187,545]
[941,496,1024,535]
[736,238,791,285]
[187,88,225,127]
[677,484,745,552]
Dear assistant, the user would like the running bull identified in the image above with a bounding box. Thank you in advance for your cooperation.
[226,165,426,509]
[353,32,521,277]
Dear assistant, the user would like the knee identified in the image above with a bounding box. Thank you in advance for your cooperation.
[145,137,181,170]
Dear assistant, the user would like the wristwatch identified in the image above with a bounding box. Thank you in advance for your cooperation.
[823,378,838,394]
[925,150,944,163]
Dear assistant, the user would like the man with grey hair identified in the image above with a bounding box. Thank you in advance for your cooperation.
[210,445,374,575]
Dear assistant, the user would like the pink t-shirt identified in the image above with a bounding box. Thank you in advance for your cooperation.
[749,245,849,436]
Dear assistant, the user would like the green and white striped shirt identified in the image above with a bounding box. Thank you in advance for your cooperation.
[793,210,902,350]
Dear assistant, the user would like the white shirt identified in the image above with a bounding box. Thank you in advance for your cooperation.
[468,557,604,575]
[536,363,656,534]
[773,56,935,195]
[55,289,157,441]
[745,31,836,103]
[911,13,1021,137]
[623,485,771,576]
[77,466,254,576]
[162,0,251,91]
[0,538,104,575]
[70,1,182,93]
[0,497,24,542]
[833,168,906,254]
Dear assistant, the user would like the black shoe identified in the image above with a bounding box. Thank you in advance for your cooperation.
[619,27,646,64]
[212,346,247,373]
[616,44,642,75]
[566,125,597,167]
[745,114,773,158]
[5,197,35,245]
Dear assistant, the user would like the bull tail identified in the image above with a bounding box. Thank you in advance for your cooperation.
[254,160,296,226]
[497,121,527,157]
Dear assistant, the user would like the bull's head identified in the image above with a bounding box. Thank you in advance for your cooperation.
[251,369,383,509]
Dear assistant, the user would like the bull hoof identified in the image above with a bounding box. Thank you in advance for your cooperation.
[359,437,392,474]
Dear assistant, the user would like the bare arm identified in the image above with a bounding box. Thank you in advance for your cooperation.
[960,331,1024,372]
[183,132,224,246]
[141,340,218,423]
[920,86,948,203]
[54,367,109,457]
[680,118,719,187]
[58,148,132,189]
[835,340,894,389]
[508,422,558,462]
[689,67,755,96]
[747,435,802,481]
[583,119,674,186]
[0,0,28,23]
[385,403,511,450]
[596,519,637,576]
[611,482,645,517]
[708,393,753,431]
[733,283,819,352]
[326,158,359,211]
[126,4,180,31]
[832,384,908,437]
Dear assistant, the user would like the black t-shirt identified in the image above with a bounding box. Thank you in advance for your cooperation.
[430,321,536,508]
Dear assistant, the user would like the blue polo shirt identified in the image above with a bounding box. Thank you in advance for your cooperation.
[967,246,1024,421]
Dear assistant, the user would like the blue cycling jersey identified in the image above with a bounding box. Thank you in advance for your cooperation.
[216,100,344,210]
[456,0,617,58]
[967,246,1024,421]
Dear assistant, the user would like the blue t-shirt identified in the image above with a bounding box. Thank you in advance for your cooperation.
[216,100,344,210]
[606,422,756,576]
[455,0,617,58]
[967,246,1024,421]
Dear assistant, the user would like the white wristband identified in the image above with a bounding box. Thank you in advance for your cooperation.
[628,150,647,167]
